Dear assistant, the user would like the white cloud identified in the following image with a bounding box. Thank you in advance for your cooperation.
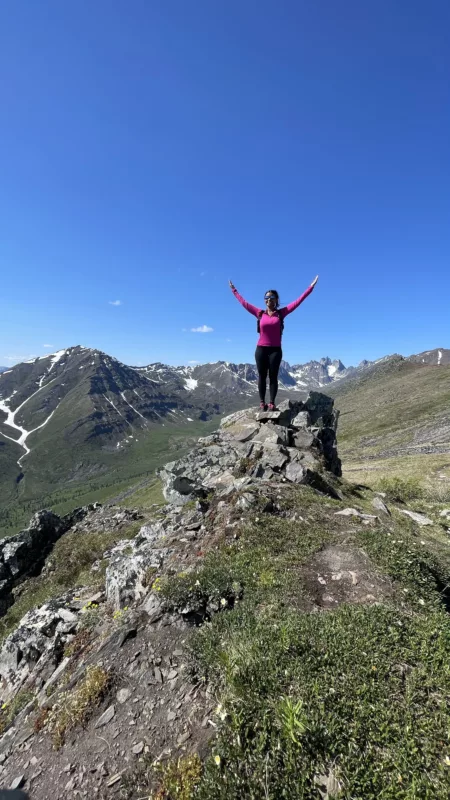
[225,338,232,342]
[190,325,213,333]
[43,344,54,348]
[188,360,200,364]
[109,300,122,306]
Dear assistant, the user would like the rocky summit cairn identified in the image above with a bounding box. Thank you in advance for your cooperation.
[158,392,341,505]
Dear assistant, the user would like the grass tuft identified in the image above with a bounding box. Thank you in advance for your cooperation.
[153,754,203,800]
[376,476,423,503]
[45,665,112,748]
[0,688,35,734]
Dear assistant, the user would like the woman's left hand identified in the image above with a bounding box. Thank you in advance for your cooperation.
[310,275,319,288]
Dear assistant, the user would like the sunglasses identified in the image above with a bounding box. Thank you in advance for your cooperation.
[265,295,277,301]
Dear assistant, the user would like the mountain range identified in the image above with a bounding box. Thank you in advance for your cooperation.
[0,345,448,533]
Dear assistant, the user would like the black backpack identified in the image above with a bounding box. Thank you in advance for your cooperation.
[257,309,284,336]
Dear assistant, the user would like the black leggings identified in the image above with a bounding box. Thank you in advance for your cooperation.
[255,346,282,404]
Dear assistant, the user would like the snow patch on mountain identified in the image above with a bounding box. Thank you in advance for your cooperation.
[0,379,60,465]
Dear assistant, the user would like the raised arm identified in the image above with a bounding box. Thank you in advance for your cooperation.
[229,280,261,318]
[281,275,318,318]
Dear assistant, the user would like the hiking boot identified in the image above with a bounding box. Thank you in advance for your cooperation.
[268,403,277,412]
[259,402,268,411]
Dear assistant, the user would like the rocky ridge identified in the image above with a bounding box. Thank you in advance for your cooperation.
[0,392,344,794]
[0,507,99,616]
[0,392,449,797]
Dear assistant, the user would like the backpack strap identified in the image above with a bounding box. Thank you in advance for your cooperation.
[256,309,284,336]
[256,309,264,334]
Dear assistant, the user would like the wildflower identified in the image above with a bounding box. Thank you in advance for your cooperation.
[444,755,450,766]
[371,666,377,672]
[220,598,227,607]
[214,755,221,766]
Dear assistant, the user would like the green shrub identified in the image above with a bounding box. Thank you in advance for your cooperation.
[46,665,112,748]
[0,689,35,734]
[376,476,423,503]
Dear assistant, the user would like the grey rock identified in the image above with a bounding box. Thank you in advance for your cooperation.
[106,548,165,610]
[305,392,337,428]
[285,462,308,484]
[95,704,115,728]
[57,607,79,624]
[260,444,288,471]
[10,776,25,790]
[253,423,286,445]
[118,627,137,647]
[220,409,255,428]
[335,508,378,521]
[223,422,260,443]
[0,507,94,617]
[0,590,85,690]
[372,497,391,516]
[154,666,163,683]
[117,688,131,704]
[291,411,310,429]
[399,509,433,526]
[140,593,163,623]
[132,741,144,755]
[236,492,257,511]
[292,429,315,450]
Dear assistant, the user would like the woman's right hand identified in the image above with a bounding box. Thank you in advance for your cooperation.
[229,279,236,290]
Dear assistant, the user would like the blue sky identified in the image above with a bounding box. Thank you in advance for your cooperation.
[1,0,449,369]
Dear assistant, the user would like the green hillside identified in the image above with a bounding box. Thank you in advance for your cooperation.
[326,359,450,488]
[0,419,218,536]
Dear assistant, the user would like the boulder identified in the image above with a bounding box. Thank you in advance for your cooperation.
[222,421,260,443]
[291,411,310,429]
[0,590,87,696]
[253,422,289,445]
[157,391,343,503]
[372,497,391,516]
[316,428,342,476]
[305,392,339,430]
[399,510,433,526]
[259,444,288,471]
[292,429,315,450]
[106,548,166,610]
[285,462,308,484]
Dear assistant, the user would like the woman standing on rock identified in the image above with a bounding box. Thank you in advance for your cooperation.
[229,276,318,411]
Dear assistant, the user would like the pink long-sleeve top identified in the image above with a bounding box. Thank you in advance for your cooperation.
[231,285,313,347]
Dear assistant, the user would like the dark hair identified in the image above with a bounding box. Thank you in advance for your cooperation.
[265,289,280,307]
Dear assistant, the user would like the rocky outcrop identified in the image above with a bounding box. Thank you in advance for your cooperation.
[0,506,99,617]
[158,393,341,506]
[0,589,104,701]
